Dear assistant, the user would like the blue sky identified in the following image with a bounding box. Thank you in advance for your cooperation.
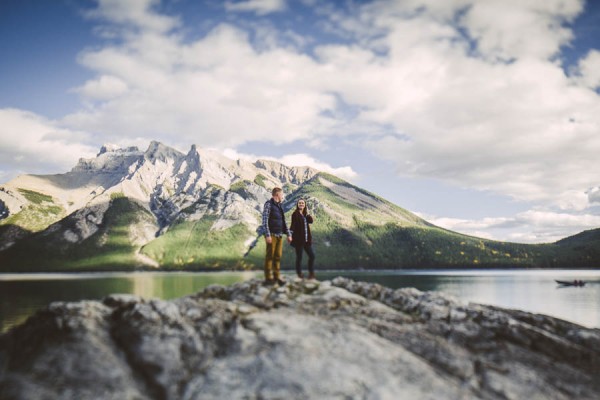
[2,0,600,243]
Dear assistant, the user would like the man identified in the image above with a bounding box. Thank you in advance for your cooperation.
[262,187,292,285]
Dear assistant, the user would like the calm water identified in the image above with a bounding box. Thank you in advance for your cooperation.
[1,269,600,333]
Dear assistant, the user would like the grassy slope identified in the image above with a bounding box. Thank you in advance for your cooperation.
[0,197,155,272]
[140,216,258,270]
[140,182,265,270]
[277,173,594,269]
[0,189,65,233]
[290,173,427,226]
[0,189,66,252]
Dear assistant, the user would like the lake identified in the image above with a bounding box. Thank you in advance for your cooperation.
[1,269,600,333]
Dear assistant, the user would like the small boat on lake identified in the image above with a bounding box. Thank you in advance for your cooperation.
[555,280,586,287]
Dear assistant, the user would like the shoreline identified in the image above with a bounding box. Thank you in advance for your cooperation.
[2,267,600,278]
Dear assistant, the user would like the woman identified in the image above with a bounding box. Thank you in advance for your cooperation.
[289,198,316,279]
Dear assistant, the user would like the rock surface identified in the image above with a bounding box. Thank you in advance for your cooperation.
[1,278,599,400]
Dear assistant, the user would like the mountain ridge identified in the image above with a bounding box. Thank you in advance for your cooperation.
[1,141,599,271]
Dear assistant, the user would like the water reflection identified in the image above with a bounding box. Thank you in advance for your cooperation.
[318,270,600,328]
[2,270,599,333]
[0,272,259,333]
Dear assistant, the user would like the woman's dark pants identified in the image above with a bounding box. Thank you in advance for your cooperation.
[294,244,315,275]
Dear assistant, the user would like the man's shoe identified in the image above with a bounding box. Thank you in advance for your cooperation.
[308,272,316,280]
[276,278,286,286]
[297,273,304,279]
[264,279,275,286]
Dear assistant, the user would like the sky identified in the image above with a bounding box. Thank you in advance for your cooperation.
[1,0,600,243]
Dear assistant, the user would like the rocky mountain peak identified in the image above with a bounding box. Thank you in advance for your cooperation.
[97,143,121,156]
[252,159,318,186]
[96,143,140,157]
[144,141,184,164]
[183,144,201,166]
[73,144,143,174]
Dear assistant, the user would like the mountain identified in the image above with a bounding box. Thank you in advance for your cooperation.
[0,142,599,272]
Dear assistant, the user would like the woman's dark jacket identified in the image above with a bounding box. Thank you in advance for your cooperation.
[290,210,313,247]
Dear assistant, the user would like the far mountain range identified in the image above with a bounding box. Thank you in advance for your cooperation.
[1,141,599,272]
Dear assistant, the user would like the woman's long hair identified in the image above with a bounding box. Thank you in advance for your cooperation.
[295,198,308,216]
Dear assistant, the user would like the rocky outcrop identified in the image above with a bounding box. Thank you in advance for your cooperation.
[0,188,25,223]
[1,278,599,400]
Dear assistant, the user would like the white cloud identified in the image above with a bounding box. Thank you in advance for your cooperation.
[225,0,287,16]
[312,0,599,208]
[58,0,600,215]
[84,0,179,33]
[458,0,582,61]
[425,209,600,243]
[0,109,96,182]
[555,190,590,211]
[73,75,128,100]
[573,49,600,89]
[221,148,357,180]
[64,22,337,148]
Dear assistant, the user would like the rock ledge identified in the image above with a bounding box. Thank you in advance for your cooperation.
[1,278,599,399]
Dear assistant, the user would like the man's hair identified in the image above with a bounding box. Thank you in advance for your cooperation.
[272,187,283,196]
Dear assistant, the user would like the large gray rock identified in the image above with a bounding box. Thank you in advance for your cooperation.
[1,278,599,400]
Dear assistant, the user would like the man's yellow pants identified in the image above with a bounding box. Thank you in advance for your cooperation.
[264,235,284,280]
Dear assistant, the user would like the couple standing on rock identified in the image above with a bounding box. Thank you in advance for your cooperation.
[261,187,316,285]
